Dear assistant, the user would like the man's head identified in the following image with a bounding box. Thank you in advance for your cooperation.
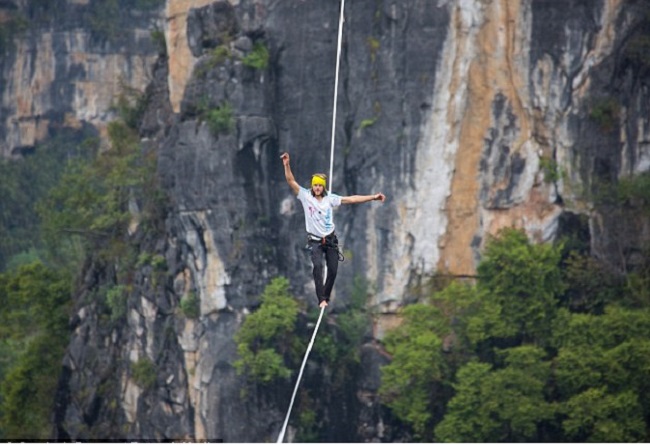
[311,173,327,197]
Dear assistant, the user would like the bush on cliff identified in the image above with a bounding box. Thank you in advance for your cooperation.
[234,277,301,384]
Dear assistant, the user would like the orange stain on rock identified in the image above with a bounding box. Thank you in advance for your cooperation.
[438,0,532,275]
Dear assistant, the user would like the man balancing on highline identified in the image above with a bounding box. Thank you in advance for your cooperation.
[281,152,386,309]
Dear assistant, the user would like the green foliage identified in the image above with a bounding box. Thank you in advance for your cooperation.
[234,277,300,384]
[112,84,149,130]
[37,119,164,274]
[539,156,559,183]
[379,281,480,439]
[359,118,377,131]
[4,249,40,273]
[0,262,70,341]
[1,335,67,440]
[435,347,555,442]
[195,46,232,78]
[38,124,135,239]
[180,292,200,319]
[203,102,235,137]
[211,45,232,65]
[475,228,564,343]
[0,49,167,440]
[358,103,381,134]
[562,251,624,312]
[236,348,290,384]
[380,305,445,438]
[151,254,166,270]
[106,285,128,321]
[552,305,650,380]
[366,36,380,62]
[0,262,71,440]
[242,42,269,70]
[339,279,368,338]
[589,97,620,132]
[433,361,492,442]
[136,252,166,270]
[553,306,650,441]
[131,358,157,390]
[327,276,371,363]
[616,171,650,212]
[593,171,650,212]
[0,134,87,272]
[562,388,645,442]
[625,249,650,307]
[432,281,484,356]
[379,228,650,442]
[554,305,650,347]
[136,252,152,268]
[150,28,167,56]
[296,407,318,443]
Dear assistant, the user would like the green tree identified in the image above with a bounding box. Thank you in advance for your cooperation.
[379,281,480,439]
[380,229,566,441]
[552,306,650,441]
[379,303,446,438]
[37,119,162,276]
[561,251,624,312]
[0,262,70,342]
[234,277,301,384]
[378,227,650,442]
[205,102,234,136]
[474,228,565,344]
[562,387,645,442]
[131,359,157,390]
[435,346,555,442]
[0,262,71,440]
[0,134,88,272]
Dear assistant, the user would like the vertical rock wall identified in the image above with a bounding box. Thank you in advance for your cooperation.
[0,0,162,157]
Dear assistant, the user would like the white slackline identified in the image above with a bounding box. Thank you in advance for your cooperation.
[328,0,345,194]
[276,306,326,443]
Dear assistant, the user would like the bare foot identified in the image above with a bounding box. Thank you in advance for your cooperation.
[319,300,328,309]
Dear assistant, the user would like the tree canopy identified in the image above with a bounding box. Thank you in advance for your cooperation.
[234,277,301,384]
[379,228,650,442]
[0,262,71,440]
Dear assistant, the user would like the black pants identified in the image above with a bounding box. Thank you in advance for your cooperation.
[310,238,339,304]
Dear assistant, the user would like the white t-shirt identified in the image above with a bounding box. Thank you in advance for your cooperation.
[296,186,342,237]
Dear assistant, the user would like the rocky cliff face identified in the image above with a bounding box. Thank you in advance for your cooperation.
[2,0,649,442]
[0,0,162,157]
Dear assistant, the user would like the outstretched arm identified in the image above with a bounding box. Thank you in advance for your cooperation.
[341,193,386,205]
[280,152,300,195]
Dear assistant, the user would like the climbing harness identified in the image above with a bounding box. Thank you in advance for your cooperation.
[306,232,345,262]
[276,1,346,443]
